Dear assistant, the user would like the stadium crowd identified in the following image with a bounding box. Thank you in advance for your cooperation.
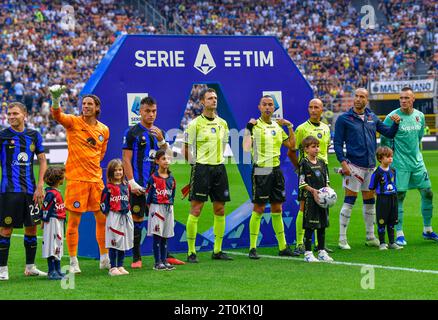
[0,0,163,139]
[0,0,436,134]
[157,0,437,128]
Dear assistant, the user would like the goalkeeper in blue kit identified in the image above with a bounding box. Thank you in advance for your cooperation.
[381,87,437,246]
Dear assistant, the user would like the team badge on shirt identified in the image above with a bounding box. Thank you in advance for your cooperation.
[317,133,322,139]
[98,135,104,142]
[73,201,81,208]
[30,143,35,152]
[211,128,216,133]
[4,216,12,225]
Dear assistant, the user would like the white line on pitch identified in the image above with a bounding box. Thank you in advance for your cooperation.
[227,251,438,275]
[11,234,43,239]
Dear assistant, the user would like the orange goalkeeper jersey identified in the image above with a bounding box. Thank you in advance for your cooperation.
[52,108,110,182]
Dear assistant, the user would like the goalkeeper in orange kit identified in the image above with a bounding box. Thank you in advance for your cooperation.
[49,85,110,273]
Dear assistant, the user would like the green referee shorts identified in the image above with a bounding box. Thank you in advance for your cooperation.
[396,166,431,192]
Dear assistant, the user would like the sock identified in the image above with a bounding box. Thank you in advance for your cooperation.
[213,215,225,254]
[304,229,313,252]
[186,214,199,255]
[24,235,37,265]
[396,230,405,238]
[271,212,286,251]
[363,200,376,240]
[117,250,125,268]
[133,222,143,262]
[388,225,395,244]
[160,238,168,264]
[339,202,354,241]
[0,236,11,267]
[94,211,107,255]
[424,226,433,233]
[66,211,81,257]
[153,234,161,263]
[54,259,63,275]
[378,225,386,244]
[316,228,325,251]
[108,248,117,268]
[420,188,433,229]
[395,192,406,232]
[70,256,78,265]
[295,210,305,245]
[100,253,108,261]
[47,256,55,273]
[249,211,263,249]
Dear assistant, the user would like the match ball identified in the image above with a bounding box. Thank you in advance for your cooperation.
[317,187,337,208]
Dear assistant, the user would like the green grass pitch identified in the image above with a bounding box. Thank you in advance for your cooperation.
[1,151,438,299]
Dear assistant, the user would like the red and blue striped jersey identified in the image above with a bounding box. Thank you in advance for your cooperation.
[0,128,44,194]
[100,183,130,214]
[145,172,176,205]
[41,187,66,221]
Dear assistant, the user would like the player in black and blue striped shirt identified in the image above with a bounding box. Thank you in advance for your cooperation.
[0,102,48,281]
[122,96,169,268]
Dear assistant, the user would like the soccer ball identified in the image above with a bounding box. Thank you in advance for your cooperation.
[317,187,337,208]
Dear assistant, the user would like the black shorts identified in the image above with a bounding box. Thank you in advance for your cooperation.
[189,163,230,202]
[252,166,286,204]
[130,193,148,218]
[0,193,40,228]
[303,195,329,229]
[376,194,398,226]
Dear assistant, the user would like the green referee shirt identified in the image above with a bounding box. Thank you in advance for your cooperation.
[381,108,425,171]
[184,114,229,165]
[295,120,331,164]
[251,117,288,167]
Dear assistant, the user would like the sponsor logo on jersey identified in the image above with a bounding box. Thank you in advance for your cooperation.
[156,189,172,197]
[55,203,65,211]
[12,152,30,166]
[86,137,97,146]
[110,194,129,202]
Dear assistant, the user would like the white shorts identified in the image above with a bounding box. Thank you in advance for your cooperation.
[42,218,64,260]
[147,204,175,238]
[343,162,375,193]
[105,211,134,251]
